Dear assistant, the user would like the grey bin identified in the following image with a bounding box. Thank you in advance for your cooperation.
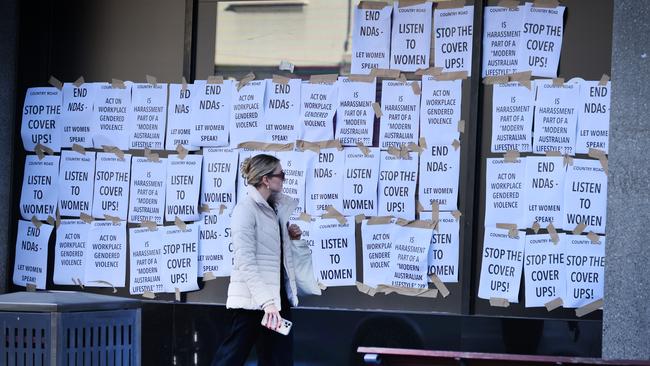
[0,291,141,366]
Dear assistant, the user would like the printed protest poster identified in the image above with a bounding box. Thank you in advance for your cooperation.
[201,149,238,213]
[484,157,526,228]
[478,227,525,303]
[276,150,312,218]
[54,219,90,285]
[298,82,338,141]
[13,220,53,289]
[491,81,534,152]
[166,83,199,151]
[128,157,167,225]
[379,80,421,149]
[129,227,164,295]
[229,80,266,146]
[335,76,376,146]
[305,149,345,216]
[58,150,95,217]
[198,212,233,277]
[378,151,418,219]
[576,80,611,154]
[310,217,356,287]
[84,220,127,287]
[428,212,460,283]
[524,233,566,308]
[21,87,62,152]
[390,1,432,71]
[166,154,202,222]
[533,80,580,155]
[262,78,301,143]
[524,156,565,228]
[92,82,131,150]
[482,5,525,77]
[562,159,607,234]
[360,218,394,288]
[342,147,380,216]
[289,216,315,252]
[92,152,131,220]
[351,3,392,74]
[61,82,96,148]
[420,77,462,144]
[162,223,200,293]
[564,234,605,308]
[418,137,460,211]
[128,83,167,150]
[434,5,474,75]
[388,223,433,289]
[190,80,233,147]
[516,3,565,78]
[20,155,59,221]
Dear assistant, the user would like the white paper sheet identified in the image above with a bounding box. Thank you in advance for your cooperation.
[335,76,377,146]
[20,155,60,221]
[13,220,53,289]
[58,150,95,217]
[92,152,131,220]
[21,87,62,152]
[165,154,202,222]
[128,157,167,225]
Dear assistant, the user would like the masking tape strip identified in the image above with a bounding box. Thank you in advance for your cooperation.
[533,0,560,8]
[272,75,290,85]
[489,297,510,307]
[355,214,366,223]
[322,206,347,225]
[436,0,466,10]
[355,281,377,296]
[367,216,393,225]
[434,71,468,81]
[398,0,427,8]
[309,74,339,84]
[175,216,187,230]
[599,74,610,86]
[504,149,520,162]
[73,76,85,88]
[483,75,509,85]
[371,68,401,78]
[429,274,450,297]
[299,212,312,223]
[545,297,563,311]
[207,75,224,84]
[356,141,371,156]
[497,0,520,9]
[347,74,375,83]
[203,272,217,281]
[237,142,295,152]
[48,76,63,90]
[111,79,126,89]
[547,223,560,244]
[146,75,158,87]
[575,298,603,317]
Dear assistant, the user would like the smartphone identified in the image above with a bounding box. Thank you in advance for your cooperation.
[261,313,292,336]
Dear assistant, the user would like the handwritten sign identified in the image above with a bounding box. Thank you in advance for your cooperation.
[562,159,607,234]
[418,137,460,211]
[351,4,392,74]
[305,150,344,216]
[84,220,127,287]
[298,82,338,141]
[524,156,565,228]
[190,80,233,147]
[478,227,525,303]
[428,212,460,283]
[128,157,167,225]
[128,83,167,150]
[576,80,610,154]
[166,154,202,222]
[161,223,200,292]
[533,80,579,155]
[310,217,356,287]
[20,155,59,220]
[92,82,131,150]
[13,220,53,289]
[379,80,421,149]
[485,157,526,228]
[61,82,96,148]
[198,212,233,277]
[524,233,566,307]
[482,6,525,77]
[378,151,418,219]
[54,219,89,285]
[420,77,462,144]
[335,76,376,146]
[390,1,432,71]
[434,5,474,75]
[166,83,199,151]
[342,147,380,216]
[229,80,266,146]
[92,152,131,220]
[262,78,301,143]
[491,81,534,152]
[129,227,164,295]
[21,87,62,152]
[58,150,95,217]
[516,3,565,78]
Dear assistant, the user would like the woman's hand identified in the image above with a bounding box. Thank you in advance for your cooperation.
[287,223,302,240]
[263,304,282,331]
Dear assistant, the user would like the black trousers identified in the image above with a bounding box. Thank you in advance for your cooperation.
[211,296,293,366]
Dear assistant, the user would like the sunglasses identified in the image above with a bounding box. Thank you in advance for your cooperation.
[267,170,286,181]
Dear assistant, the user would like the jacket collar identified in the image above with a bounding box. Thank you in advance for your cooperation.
[245,184,298,221]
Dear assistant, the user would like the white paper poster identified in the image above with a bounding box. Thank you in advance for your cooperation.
[128,83,167,150]
[524,233,566,308]
[305,150,345,216]
[21,87,62,152]
[390,1,432,71]
[162,223,200,292]
[198,212,233,277]
[533,80,579,155]
[84,220,127,287]
[565,234,605,308]
[516,3,565,78]
[378,152,418,219]
[360,219,394,288]
[58,150,95,217]
[298,82,338,141]
[190,80,233,147]
[418,138,460,211]
[92,82,132,150]
[20,155,59,221]
[335,76,376,146]
[562,159,607,234]
[482,6,525,77]
[128,157,167,225]
[262,78,301,143]
[388,224,432,289]
[478,227,525,303]
[276,150,311,217]
[229,80,266,146]
[379,80,421,149]
[61,82,96,148]
[576,80,611,154]
[524,156,565,228]
[54,219,90,285]
[166,154,202,222]
[428,212,460,283]
[342,147,380,216]
[13,220,53,289]
[491,81,534,152]
[129,227,165,295]
[310,218,356,287]
[434,6,474,75]
[201,148,238,212]
[420,77,462,144]
[166,83,199,151]
[485,157,526,228]
[92,152,131,220]
[351,4,392,74]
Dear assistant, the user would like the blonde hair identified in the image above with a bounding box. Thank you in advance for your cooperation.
[240,154,280,187]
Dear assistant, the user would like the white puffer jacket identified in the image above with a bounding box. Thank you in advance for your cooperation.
[226,185,299,311]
